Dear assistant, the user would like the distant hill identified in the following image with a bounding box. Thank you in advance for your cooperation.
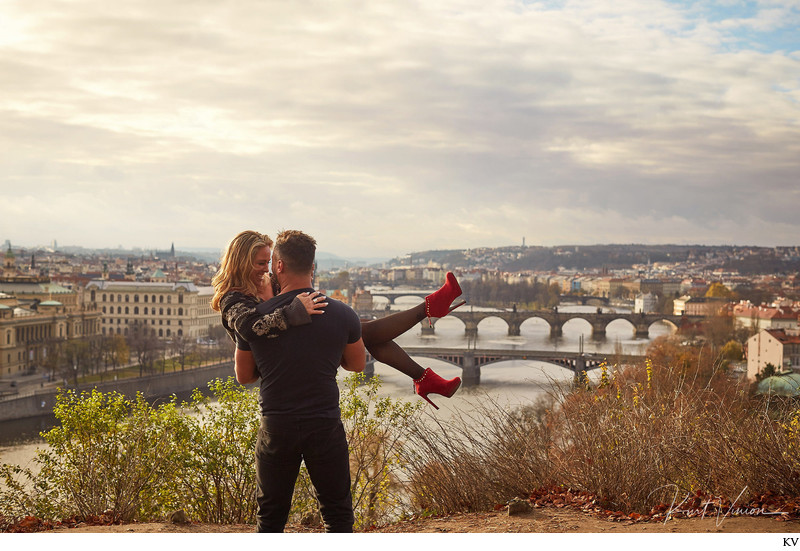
[380,244,800,274]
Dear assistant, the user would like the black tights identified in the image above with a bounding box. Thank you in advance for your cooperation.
[360,303,427,380]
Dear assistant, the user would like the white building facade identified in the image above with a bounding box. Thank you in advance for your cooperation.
[85,280,218,341]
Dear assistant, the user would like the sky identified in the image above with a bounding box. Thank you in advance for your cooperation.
[1,0,799,259]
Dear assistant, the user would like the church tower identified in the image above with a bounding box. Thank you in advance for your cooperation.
[3,245,17,277]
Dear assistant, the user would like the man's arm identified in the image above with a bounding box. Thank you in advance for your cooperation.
[222,292,321,343]
[340,338,366,372]
[234,348,259,384]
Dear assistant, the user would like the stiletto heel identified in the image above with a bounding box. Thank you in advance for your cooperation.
[425,272,465,327]
[414,368,462,410]
[449,299,466,313]
[420,393,439,410]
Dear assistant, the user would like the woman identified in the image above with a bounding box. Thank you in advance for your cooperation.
[211,230,464,409]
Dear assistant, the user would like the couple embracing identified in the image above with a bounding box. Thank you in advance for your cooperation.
[211,229,464,533]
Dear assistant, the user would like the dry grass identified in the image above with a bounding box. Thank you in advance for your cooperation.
[402,341,800,516]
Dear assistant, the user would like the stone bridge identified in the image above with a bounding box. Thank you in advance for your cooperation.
[367,289,432,305]
[368,289,612,307]
[419,309,699,340]
[363,346,645,386]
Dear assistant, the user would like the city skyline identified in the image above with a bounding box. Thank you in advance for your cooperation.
[2,1,799,259]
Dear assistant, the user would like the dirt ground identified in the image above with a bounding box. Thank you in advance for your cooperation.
[42,506,798,534]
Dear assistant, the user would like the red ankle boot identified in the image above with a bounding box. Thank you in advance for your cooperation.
[425,272,466,326]
[414,368,462,410]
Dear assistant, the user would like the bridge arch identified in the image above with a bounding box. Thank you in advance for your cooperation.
[561,316,593,332]
[475,315,512,338]
[421,315,465,336]
[519,316,553,336]
[605,317,637,335]
[633,317,680,338]
[367,291,428,306]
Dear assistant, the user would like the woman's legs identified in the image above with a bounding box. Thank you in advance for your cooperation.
[360,271,464,345]
[364,339,461,409]
[359,273,465,407]
[360,305,426,345]
[365,340,425,379]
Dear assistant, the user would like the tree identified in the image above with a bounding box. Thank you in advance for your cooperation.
[703,313,736,347]
[719,340,744,361]
[107,334,130,369]
[42,337,65,381]
[127,323,159,376]
[62,340,90,386]
[171,334,193,371]
[705,282,734,299]
[755,362,779,382]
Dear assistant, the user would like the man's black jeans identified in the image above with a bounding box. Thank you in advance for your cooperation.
[255,415,354,533]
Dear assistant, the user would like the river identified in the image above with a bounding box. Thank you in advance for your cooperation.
[0,300,671,469]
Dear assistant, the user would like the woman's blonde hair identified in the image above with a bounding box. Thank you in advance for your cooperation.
[211,230,273,311]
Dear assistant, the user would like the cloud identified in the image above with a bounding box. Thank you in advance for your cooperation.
[1,0,798,258]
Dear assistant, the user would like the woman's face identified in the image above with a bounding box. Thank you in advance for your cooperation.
[251,246,271,286]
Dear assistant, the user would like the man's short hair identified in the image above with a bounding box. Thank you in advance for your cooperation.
[274,230,316,274]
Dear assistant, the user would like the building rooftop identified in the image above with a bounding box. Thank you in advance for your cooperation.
[86,280,202,292]
[764,329,800,344]
[757,373,800,396]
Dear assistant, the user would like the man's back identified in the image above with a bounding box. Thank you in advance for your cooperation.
[251,288,362,418]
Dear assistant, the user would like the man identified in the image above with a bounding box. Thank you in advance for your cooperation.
[229,230,365,532]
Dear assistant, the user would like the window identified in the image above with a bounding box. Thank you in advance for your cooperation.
[144,307,148,315]
[144,295,148,303]
[103,294,107,302]
[134,307,139,315]
[178,308,183,316]
[134,295,139,303]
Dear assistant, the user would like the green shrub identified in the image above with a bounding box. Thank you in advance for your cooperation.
[0,374,418,529]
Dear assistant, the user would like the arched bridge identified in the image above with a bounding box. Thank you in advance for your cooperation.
[559,295,610,305]
[363,346,645,387]
[429,309,700,340]
[368,289,432,305]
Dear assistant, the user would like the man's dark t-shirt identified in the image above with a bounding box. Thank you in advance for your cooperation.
[236,288,361,418]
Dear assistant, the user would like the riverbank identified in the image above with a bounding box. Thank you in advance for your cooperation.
[0,360,236,426]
